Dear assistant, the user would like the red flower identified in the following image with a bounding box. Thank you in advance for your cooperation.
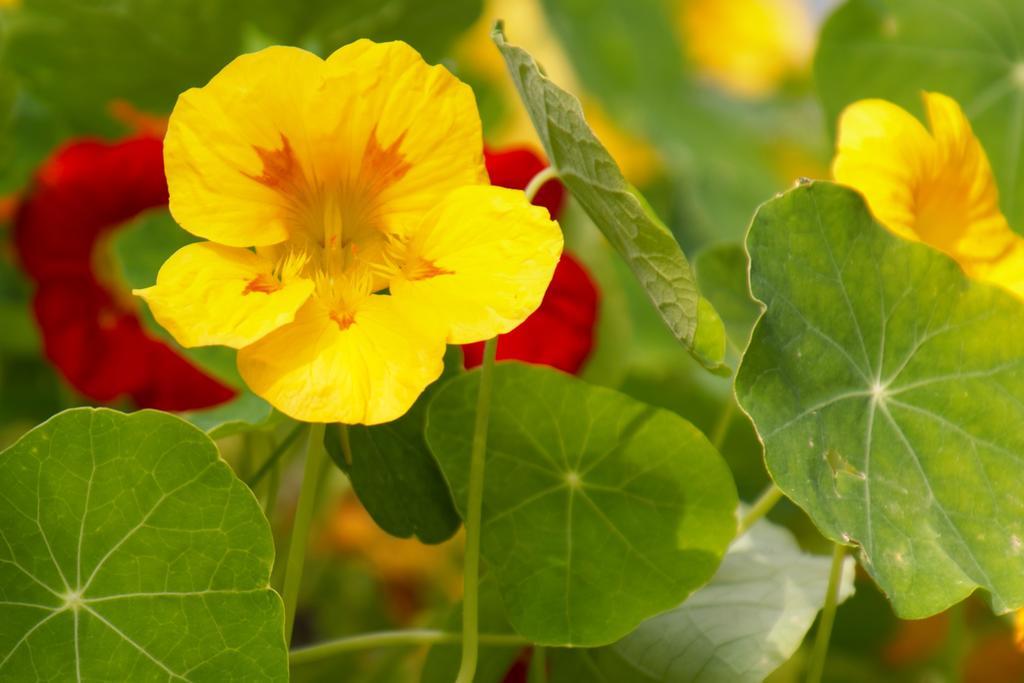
[463,147,599,375]
[483,146,565,219]
[13,136,235,410]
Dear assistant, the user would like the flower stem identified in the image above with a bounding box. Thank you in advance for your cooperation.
[289,629,528,667]
[806,543,847,683]
[455,336,499,683]
[709,399,736,452]
[524,166,558,203]
[247,422,306,488]
[339,423,353,467]
[737,483,784,536]
[528,646,547,683]
[281,421,327,645]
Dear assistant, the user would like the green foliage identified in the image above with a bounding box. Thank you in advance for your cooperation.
[547,517,856,682]
[737,181,1024,618]
[0,408,286,680]
[491,23,727,373]
[426,362,737,646]
[815,0,1024,227]
[324,352,462,544]
[420,580,522,683]
[695,243,760,350]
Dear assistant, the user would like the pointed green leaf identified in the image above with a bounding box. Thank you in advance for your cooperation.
[492,23,726,372]
[426,362,737,646]
[737,181,1024,618]
[815,0,1024,227]
[0,408,286,680]
[547,517,856,683]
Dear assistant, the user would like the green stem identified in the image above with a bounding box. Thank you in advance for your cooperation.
[455,337,499,683]
[247,423,306,488]
[289,630,528,666]
[281,422,327,645]
[737,483,784,536]
[339,424,353,467]
[263,452,281,521]
[524,166,558,203]
[709,399,736,452]
[528,646,547,683]
[805,543,847,683]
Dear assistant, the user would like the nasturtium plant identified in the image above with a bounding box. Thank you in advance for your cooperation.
[492,24,728,373]
[0,408,286,680]
[426,362,737,646]
[13,1,1024,679]
[815,0,1024,228]
[547,517,856,683]
[738,181,1024,618]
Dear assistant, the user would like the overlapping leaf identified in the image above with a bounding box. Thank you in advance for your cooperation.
[547,517,856,683]
[492,24,727,373]
[0,408,286,680]
[426,362,737,646]
[815,0,1024,227]
[737,181,1024,617]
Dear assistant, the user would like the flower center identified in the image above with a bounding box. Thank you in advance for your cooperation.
[248,129,416,295]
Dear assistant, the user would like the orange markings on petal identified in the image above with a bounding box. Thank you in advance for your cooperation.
[330,310,357,331]
[405,257,454,281]
[243,273,284,295]
[247,133,305,193]
[361,128,412,195]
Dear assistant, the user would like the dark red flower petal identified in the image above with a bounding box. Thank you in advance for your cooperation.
[132,344,236,412]
[33,277,152,401]
[15,137,168,281]
[484,145,565,219]
[463,251,599,375]
[13,136,234,410]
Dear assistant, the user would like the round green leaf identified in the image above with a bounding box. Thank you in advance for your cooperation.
[0,408,286,680]
[737,181,1024,618]
[547,516,856,683]
[426,362,737,646]
[815,0,1024,227]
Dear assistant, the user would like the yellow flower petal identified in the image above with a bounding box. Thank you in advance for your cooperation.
[134,242,313,349]
[321,40,488,238]
[165,46,324,247]
[237,295,446,425]
[680,0,813,98]
[833,91,1024,295]
[390,185,563,344]
[165,42,486,251]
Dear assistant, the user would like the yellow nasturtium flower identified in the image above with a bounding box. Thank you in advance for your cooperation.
[833,91,1024,299]
[136,42,563,425]
[680,0,814,98]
